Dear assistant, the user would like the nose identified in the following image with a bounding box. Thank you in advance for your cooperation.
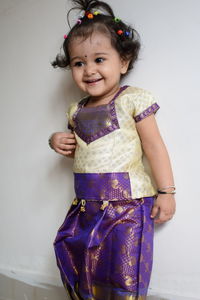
[84,62,96,76]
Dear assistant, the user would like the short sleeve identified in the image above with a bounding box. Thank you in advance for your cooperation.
[66,102,78,131]
[133,89,160,122]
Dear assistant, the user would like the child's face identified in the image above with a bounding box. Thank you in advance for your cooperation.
[69,32,129,101]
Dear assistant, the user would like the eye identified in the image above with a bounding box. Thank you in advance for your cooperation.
[95,57,105,63]
[73,61,84,67]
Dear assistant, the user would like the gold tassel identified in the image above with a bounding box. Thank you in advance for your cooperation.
[72,198,78,205]
[100,200,109,210]
[80,199,86,212]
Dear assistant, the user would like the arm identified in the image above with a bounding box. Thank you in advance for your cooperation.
[49,132,76,158]
[136,114,176,224]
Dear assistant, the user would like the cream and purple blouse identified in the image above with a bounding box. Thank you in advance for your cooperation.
[67,86,160,200]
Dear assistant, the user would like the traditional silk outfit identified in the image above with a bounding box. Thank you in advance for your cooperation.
[54,86,160,300]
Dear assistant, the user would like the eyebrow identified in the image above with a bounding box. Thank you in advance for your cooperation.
[70,52,109,62]
[94,52,109,56]
[70,56,82,62]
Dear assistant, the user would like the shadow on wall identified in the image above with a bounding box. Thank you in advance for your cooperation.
[0,273,167,300]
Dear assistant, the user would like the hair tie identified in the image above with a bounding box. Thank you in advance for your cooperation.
[85,11,94,19]
[114,17,121,23]
[63,34,68,39]
[87,13,94,19]
[117,29,123,35]
[116,30,131,38]
[77,19,82,24]
[75,10,101,26]
[93,11,100,16]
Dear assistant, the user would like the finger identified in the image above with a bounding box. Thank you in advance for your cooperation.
[155,211,168,223]
[155,213,174,224]
[155,218,169,224]
[150,205,159,219]
[55,148,73,156]
[60,137,76,144]
[60,144,76,151]
[62,133,76,139]
[68,133,76,138]
[58,132,75,138]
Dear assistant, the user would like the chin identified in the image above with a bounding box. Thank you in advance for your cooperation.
[85,88,105,97]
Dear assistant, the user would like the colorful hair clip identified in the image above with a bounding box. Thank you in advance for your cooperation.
[77,18,82,24]
[93,11,100,16]
[117,29,123,35]
[125,31,130,37]
[114,17,121,23]
[63,34,68,39]
[84,11,94,19]
[87,13,94,19]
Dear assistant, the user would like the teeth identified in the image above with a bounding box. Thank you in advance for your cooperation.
[86,78,101,83]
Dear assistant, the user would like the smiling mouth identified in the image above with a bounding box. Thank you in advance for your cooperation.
[85,78,103,84]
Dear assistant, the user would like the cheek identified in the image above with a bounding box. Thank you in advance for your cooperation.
[71,69,81,83]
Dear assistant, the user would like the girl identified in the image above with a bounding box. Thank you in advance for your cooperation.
[49,0,176,299]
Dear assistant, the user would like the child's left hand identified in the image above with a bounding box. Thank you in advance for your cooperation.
[150,194,176,224]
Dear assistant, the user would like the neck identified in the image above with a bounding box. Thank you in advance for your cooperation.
[88,86,121,107]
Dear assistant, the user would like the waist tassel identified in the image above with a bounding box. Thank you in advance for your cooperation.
[80,199,86,212]
[79,199,109,212]
[100,200,109,211]
[72,198,78,205]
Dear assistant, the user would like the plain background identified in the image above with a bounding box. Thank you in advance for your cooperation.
[0,0,200,299]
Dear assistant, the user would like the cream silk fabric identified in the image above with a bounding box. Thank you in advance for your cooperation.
[67,86,159,199]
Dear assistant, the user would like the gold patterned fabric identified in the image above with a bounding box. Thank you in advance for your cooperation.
[54,197,154,299]
[92,283,147,300]
[67,86,159,199]
[54,86,159,299]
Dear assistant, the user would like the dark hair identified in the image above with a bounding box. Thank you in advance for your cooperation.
[52,0,141,73]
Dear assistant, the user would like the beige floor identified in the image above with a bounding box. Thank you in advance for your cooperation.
[0,274,67,300]
[0,274,197,300]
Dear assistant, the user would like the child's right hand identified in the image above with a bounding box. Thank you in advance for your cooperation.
[49,132,76,157]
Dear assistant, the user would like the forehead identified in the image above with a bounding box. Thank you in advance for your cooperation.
[69,32,114,55]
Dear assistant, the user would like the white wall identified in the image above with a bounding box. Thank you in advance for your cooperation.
[0,0,200,299]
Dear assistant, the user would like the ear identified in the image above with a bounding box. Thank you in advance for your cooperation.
[120,59,130,75]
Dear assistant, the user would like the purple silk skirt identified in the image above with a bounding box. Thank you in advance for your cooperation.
[54,173,155,300]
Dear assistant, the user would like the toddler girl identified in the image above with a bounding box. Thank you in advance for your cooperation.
[49,0,176,299]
